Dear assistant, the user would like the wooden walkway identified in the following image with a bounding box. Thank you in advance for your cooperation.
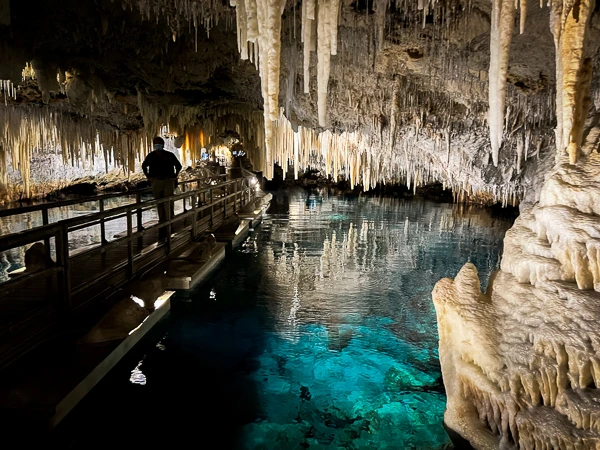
[0,175,256,370]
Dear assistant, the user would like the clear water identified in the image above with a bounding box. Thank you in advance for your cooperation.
[52,188,512,449]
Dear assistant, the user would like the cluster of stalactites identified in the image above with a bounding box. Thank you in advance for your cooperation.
[0,79,17,105]
[260,110,527,205]
[228,0,344,177]
[488,0,595,167]
[136,92,266,168]
[228,0,286,179]
[122,0,235,45]
[0,105,149,197]
[178,110,265,169]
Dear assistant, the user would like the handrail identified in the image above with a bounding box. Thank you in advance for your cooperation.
[0,173,227,218]
[61,178,238,230]
[0,223,63,253]
[0,176,245,252]
[0,173,256,371]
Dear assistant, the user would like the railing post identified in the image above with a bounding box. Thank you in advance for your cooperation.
[191,194,197,239]
[56,223,72,314]
[233,180,238,213]
[166,200,172,253]
[41,208,51,254]
[127,211,134,277]
[210,188,214,229]
[99,198,106,245]
[136,191,143,232]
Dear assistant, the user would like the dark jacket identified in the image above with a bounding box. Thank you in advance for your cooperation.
[142,150,182,179]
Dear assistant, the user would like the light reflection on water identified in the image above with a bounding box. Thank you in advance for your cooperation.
[51,189,513,449]
[200,190,509,449]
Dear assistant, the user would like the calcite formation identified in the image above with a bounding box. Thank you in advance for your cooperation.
[0,0,570,204]
[433,153,600,449]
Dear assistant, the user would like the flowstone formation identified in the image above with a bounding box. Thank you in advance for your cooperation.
[433,153,600,449]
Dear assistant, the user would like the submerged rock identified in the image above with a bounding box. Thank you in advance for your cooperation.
[383,365,441,393]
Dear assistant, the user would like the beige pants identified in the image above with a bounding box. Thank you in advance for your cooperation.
[151,178,175,222]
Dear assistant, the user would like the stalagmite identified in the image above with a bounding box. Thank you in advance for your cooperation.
[434,154,600,448]
[488,0,516,167]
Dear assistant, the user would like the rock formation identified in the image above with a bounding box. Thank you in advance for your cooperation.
[433,152,600,449]
[2,0,592,204]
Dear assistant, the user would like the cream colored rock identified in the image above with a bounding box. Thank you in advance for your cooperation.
[434,155,600,449]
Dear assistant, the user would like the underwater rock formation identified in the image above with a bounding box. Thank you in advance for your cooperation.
[433,153,600,449]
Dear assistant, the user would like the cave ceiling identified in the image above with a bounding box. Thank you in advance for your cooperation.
[1,0,600,203]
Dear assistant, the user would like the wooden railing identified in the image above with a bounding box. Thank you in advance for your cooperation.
[0,175,255,368]
[0,173,227,233]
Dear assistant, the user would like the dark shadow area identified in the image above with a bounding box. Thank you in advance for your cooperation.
[444,423,475,450]
[37,239,267,449]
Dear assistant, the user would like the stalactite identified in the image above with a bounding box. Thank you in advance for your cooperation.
[0,105,148,198]
[519,0,527,34]
[550,0,595,164]
[488,0,516,167]
[316,0,341,127]
[302,0,316,93]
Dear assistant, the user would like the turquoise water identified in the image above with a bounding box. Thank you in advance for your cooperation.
[52,188,512,449]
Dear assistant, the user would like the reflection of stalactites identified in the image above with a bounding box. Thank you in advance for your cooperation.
[287,285,300,326]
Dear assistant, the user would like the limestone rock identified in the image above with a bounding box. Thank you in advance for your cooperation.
[433,154,600,449]
[10,242,55,278]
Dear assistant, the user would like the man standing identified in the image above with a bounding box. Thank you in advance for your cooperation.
[142,137,182,225]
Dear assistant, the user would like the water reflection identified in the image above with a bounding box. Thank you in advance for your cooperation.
[261,191,507,351]
[48,189,513,450]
